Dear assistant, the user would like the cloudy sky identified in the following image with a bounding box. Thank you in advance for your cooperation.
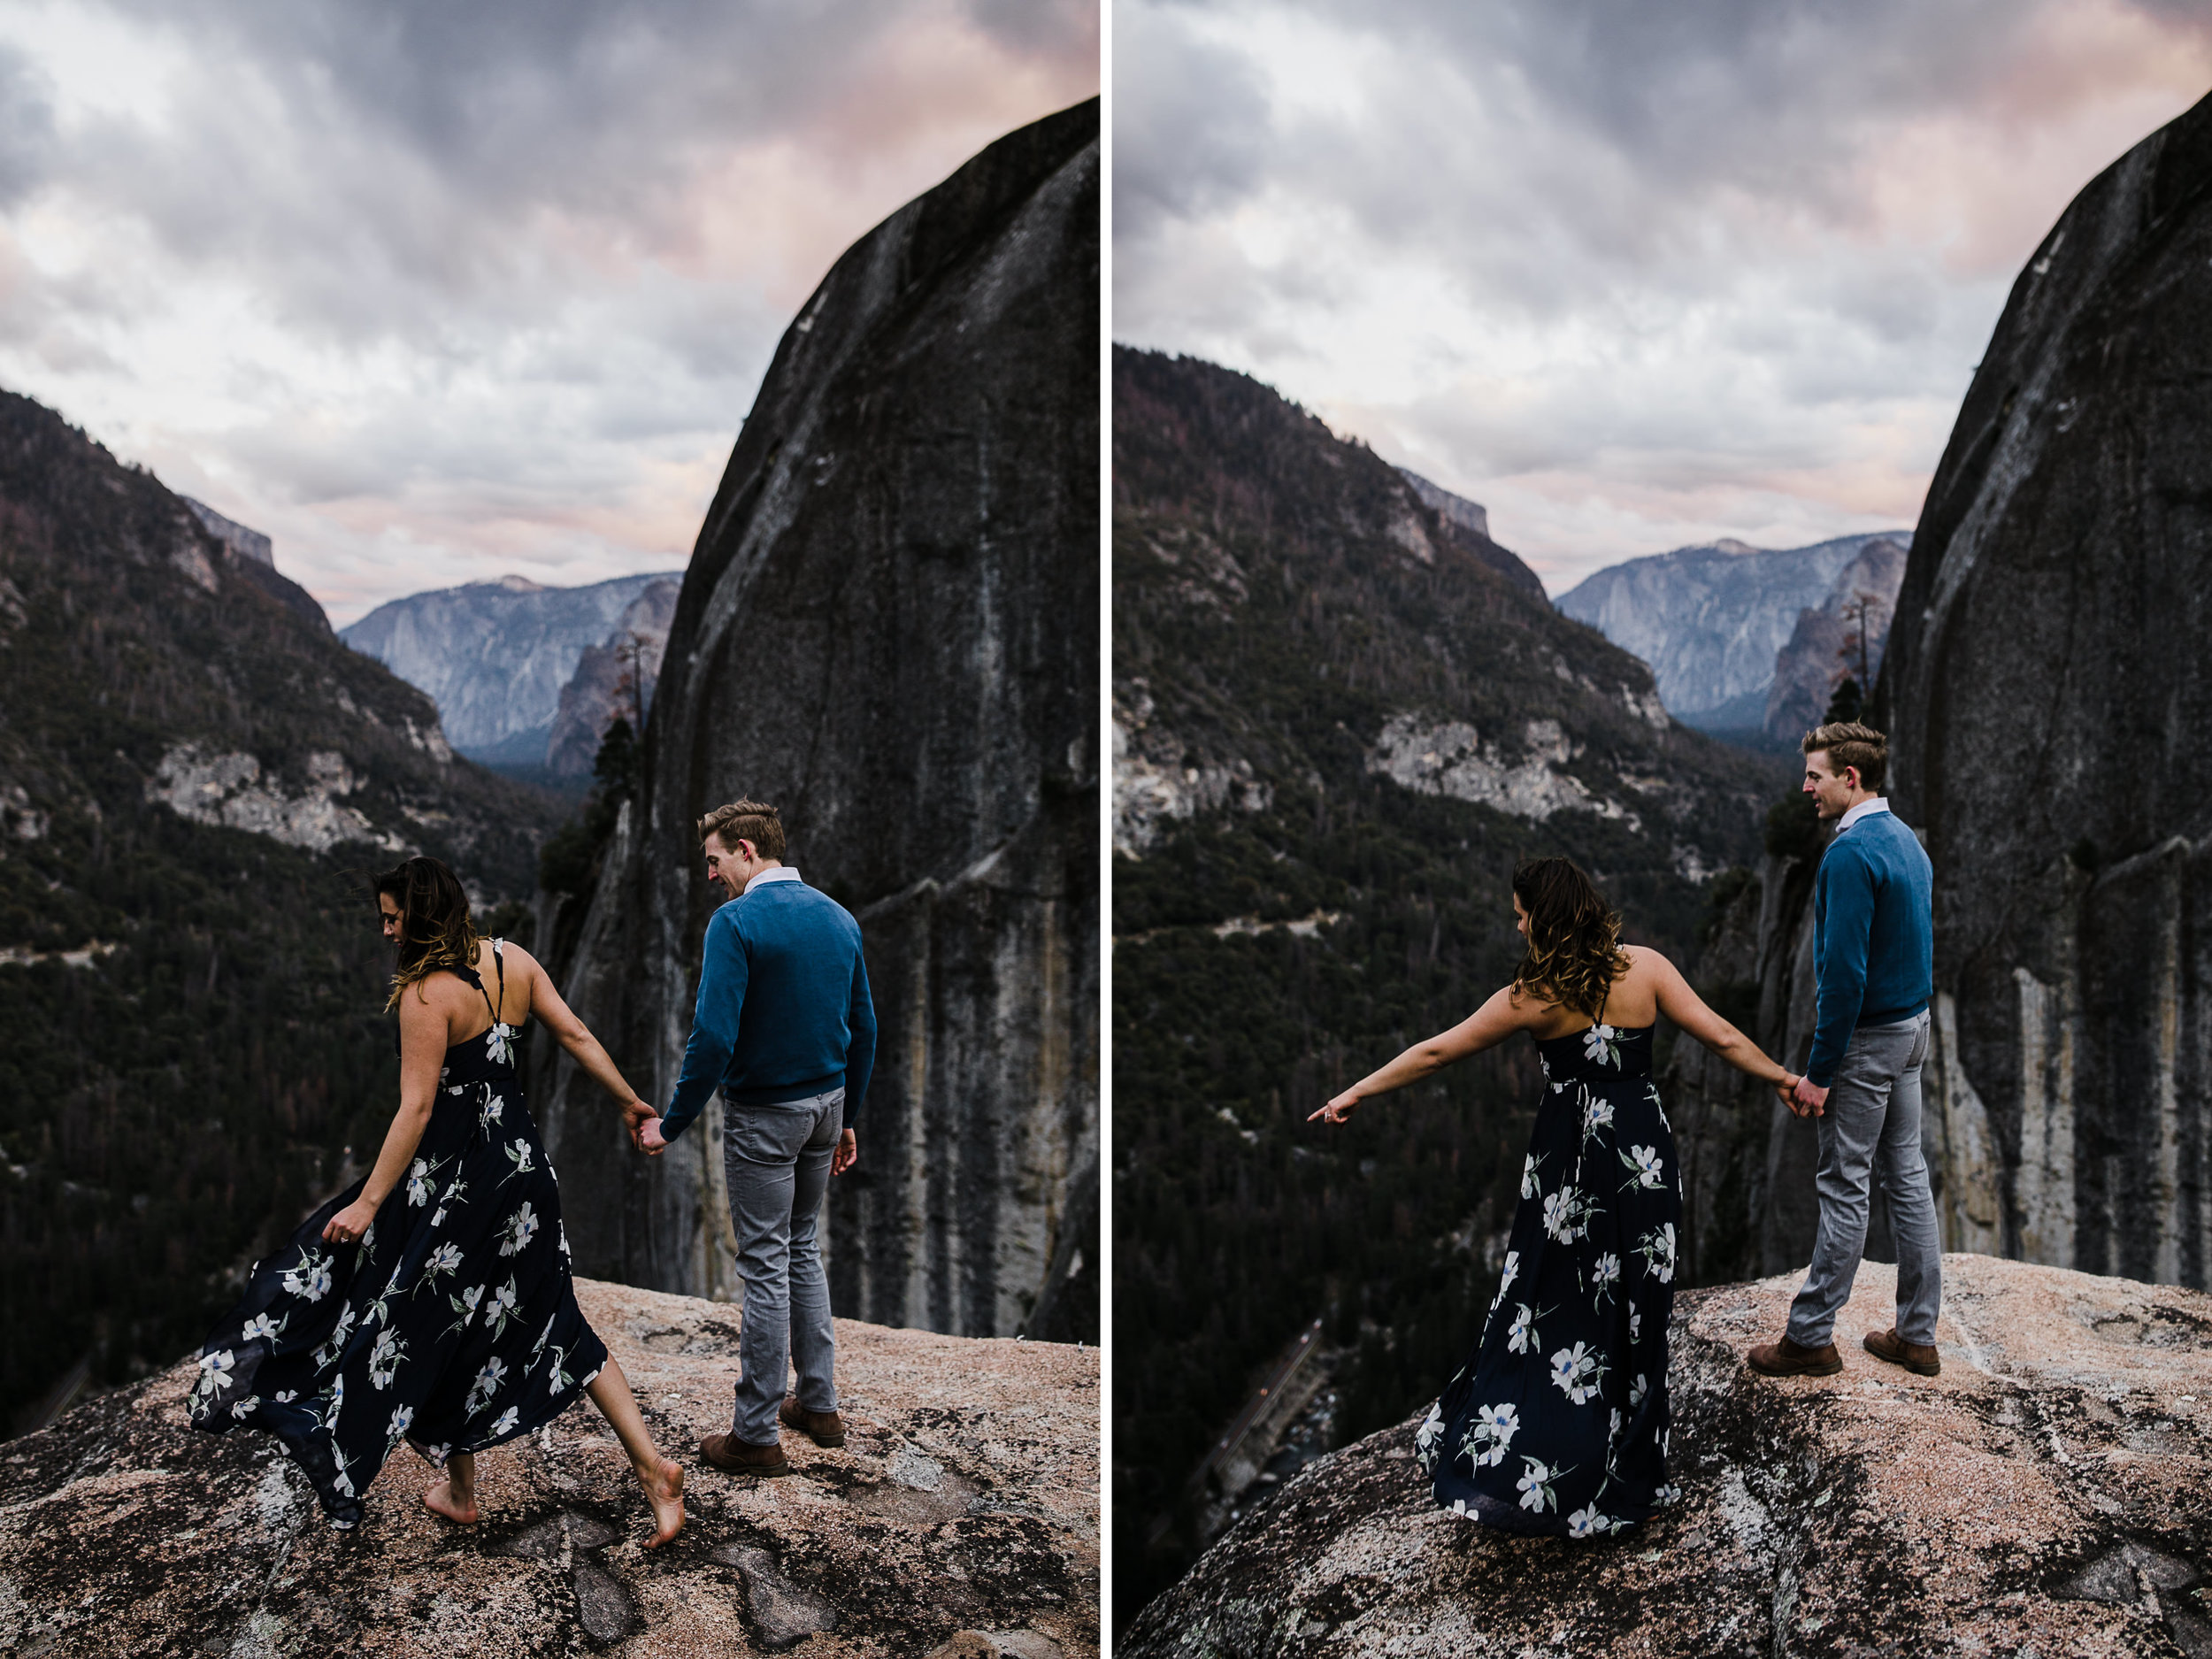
[0,0,1097,625]
[1115,0,2212,595]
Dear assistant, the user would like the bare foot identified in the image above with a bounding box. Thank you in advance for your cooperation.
[423,1478,480,1525]
[637,1455,685,1548]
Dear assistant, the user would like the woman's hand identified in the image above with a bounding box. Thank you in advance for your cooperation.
[323,1195,380,1246]
[1310,1090,1360,1125]
[618,1095,656,1148]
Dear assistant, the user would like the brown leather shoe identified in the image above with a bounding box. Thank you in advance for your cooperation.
[780,1394,847,1448]
[699,1432,790,1476]
[1864,1327,1940,1376]
[1747,1334,1844,1377]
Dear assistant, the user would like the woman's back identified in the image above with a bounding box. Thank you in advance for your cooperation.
[1517,944,1666,1041]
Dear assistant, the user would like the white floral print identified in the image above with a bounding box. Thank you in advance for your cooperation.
[465,1356,508,1417]
[193,1348,236,1402]
[498,1202,540,1257]
[1516,1455,1564,1514]
[242,1310,284,1344]
[387,1405,415,1440]
[483,1276,522,1340]
[489,1404,520,1438]
[484,1024,515,1066]
[1635,1222,1677,1284]
[1521,1153,1543,1200]
[1580,1024,1621,1069]
[1618,1142,1664,1191]
[1549,1343,1607,1406]
[1507,1303,1537,1355]
[1567,1502,1612,1539]
[1462,1402,1520,1469]
[281,1248,334,1303]
[368,1327,407,1390]
[405,1157,435,1208]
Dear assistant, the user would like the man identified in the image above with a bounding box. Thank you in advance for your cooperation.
[637,799,878,1474]
[1748,722,1941,1380]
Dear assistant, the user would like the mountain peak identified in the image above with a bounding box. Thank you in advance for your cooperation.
[492,574,545,593]
[1712,536,1761,556]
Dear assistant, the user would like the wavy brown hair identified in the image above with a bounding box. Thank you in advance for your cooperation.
[374,856,480,1010]
[1511,856,1632,1021]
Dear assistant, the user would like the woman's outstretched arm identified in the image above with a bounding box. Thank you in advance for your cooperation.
[511,945,657,1148]
[1310,985,1535,1125]
[321,982,449,1244]
[1647,949,1797,1095]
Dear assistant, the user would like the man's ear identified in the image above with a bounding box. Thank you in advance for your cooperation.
[1843,765,1861,792]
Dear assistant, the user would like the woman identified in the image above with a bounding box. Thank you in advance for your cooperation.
[1312,856,1794,1537]
[188,856,685,1543]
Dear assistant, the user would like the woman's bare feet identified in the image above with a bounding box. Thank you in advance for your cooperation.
[636,1455,685,1548]
[422,1476,480,1524]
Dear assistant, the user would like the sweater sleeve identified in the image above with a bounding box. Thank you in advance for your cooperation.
[662,910,749,1142]
[842,944,878,1130]
[1806,846,1875,1087]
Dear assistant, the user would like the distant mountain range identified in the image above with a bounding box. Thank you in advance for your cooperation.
[1555,531,1912,734]
[341,572,684,768]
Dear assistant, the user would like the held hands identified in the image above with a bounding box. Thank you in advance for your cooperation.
[618,1095,657,1151]
[322,1195,379,1247]
[832,1129,857,1177]
[1776,1072,1828,1119]
[1308,1090,1359,1125]
[636,1117,668,1156]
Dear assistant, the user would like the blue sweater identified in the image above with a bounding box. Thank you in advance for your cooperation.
[1807,807,1934,1087]
[660,874,879,1143]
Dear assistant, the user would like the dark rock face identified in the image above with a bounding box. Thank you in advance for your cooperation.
[1122,1256,2212,1658]
[1877,89,2212,1286]
[543,575,680,780]
[1761,534,1909,741]
[531,102,1099,1341]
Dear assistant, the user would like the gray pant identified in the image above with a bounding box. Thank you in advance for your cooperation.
[1786,1013,1942,1348]
[724,1088,842,1444]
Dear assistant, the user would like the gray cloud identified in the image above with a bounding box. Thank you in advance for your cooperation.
[0,0,1096,621]
[1115,0,2212,585]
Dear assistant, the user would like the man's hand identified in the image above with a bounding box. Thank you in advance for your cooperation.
[637,1117,668,1156]
[832,1129,857,1176]
[1791,1075,1830,1119]
[618,1096,656,1150]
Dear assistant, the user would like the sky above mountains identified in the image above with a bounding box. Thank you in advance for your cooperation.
[1115,0,2212,593]
[0,0,1097,624]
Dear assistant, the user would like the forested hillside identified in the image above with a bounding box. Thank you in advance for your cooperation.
[0,388,557,1435]
[1111,348,1781,1614]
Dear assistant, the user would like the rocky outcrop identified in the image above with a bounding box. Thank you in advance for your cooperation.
[0,1277,1098,1657]
[1556,533,1910,729]
[544,576,682,780]
[1394,468,1491,542]
[342,572,683,760]
[1761,534,1909,741]
[531,103,1099,1343]
[181,496,274,567]
[1876,89,2212,1285]
[1123,1254,2212,1657]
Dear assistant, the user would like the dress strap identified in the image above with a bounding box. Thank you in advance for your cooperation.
[492,939,507,1024]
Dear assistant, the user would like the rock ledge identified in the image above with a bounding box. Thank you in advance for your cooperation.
[1125,1254,2212,1658]
[0,1279,1098,1657]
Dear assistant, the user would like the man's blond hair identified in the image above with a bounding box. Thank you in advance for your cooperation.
[696,799,786,860]
[1802,721,1887,794]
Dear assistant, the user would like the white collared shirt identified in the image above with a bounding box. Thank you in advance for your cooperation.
[746,866,803,889]
[1836,797,1891,834]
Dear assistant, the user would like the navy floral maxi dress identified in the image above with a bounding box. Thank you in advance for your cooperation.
[188,943,608,1528]
[1415,1018,1684,1538]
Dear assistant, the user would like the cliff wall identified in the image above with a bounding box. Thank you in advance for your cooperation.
[1877,88,2212,1285]
[530,102,1099,1343]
